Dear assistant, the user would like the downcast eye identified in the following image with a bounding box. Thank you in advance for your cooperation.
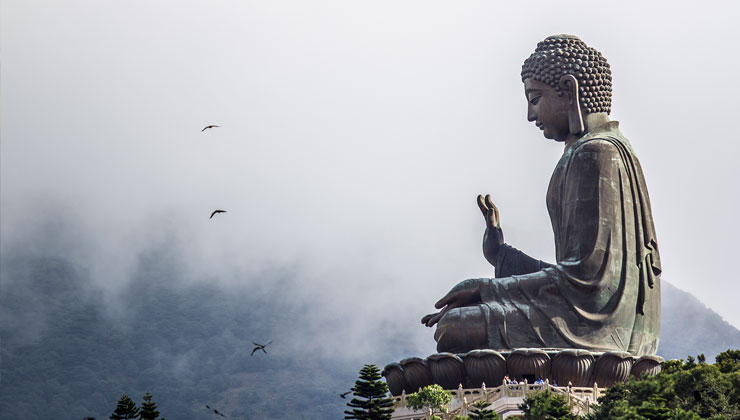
[529,96,541,105]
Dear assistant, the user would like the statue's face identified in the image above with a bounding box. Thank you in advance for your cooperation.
[524,78,571,142]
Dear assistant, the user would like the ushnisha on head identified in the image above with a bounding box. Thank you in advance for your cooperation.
[522,35,613,143]
[521,34,612,114]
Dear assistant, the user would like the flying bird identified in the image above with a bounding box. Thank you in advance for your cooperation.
[205,405,227,417]
[210,210,226,219]
[339,391,352,399]
[201,125,220,132]
[251,340,272,356]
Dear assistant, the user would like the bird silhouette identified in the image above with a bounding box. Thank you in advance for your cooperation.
[205,405,227,417]
[251,340,272,356]
[201,125,220,132]
[339,391,352,399]
[210,210,226,219]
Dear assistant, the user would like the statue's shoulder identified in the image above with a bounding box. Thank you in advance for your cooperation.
[571,121,631,157]
[573,137,620,154]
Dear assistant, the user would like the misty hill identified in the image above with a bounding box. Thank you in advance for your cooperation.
[0,253,356,420]
[658,281,740,361]
[1,253,739,420]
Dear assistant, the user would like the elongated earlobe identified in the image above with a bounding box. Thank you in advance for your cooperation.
[558,74,584,136]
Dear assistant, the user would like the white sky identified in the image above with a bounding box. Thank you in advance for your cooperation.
[2,0,739,346]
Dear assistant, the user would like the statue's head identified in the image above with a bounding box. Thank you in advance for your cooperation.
[521,35,612,141]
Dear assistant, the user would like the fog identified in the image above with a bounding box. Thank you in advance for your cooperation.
[2,0,740,371]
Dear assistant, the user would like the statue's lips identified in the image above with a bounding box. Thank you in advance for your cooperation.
[536,123,544,130]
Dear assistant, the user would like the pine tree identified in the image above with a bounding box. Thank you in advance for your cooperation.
[469,400,501,420]
[110,394,140,420]
[519,390,578,420]
[139,392,164,420]
[344,364,395,420]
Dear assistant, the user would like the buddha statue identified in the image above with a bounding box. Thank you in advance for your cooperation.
[422,35,661,357]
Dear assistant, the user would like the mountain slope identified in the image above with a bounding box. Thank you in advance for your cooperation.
[658,281,740,361]
[1,254,739,419]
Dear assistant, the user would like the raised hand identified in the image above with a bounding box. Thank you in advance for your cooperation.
[421,279,483,327]
[477,194,504,266]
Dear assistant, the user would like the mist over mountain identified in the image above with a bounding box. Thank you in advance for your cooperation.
[0,252,356,419]
[2,233,739,419]
[658,281,740,361]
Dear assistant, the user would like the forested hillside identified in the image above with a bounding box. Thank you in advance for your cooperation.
[0,253,355,420]
[2,253,739,419]
[659,281,740,361]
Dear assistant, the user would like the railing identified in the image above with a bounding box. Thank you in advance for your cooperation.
[390,380,607,419]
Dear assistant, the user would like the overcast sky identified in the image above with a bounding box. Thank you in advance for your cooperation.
[2,0,739,352]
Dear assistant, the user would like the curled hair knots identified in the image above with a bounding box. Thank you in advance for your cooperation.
[521,35,613,115]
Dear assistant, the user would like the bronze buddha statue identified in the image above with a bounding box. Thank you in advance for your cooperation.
[422,35,661,357]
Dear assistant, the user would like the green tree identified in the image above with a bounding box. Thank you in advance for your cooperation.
[110,394,140,420]
[587,351,740,420]
[406,384,453,419]
[518,390,578,420]
[139,392,164,420]
[716,349,740,373]
[344,364,395,420]
[469,400,500,420]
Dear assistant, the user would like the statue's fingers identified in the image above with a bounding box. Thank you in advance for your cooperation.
[421,313,435,325]
[492,204,500,227]
[477,194,489,216]
[486,207,495,229]
[426,309,448,327]
[486,195,500,227]
[435,291,459,309]
[485,194,495,210]
[434,295,449,309]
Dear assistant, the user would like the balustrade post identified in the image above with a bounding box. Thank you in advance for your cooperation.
[593,382,598,401]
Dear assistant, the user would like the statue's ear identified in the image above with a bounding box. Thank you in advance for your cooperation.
[558,74,584,136]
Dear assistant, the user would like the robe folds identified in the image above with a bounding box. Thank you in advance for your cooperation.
[434,121,662,357]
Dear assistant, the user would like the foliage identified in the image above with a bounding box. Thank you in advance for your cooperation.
[587,350,740,420]
[406,385,453,418]
[110,394,140,420]
[344,364,394,420]
[469,400,500,420]
[518,390,578,420]
[138,392,164,420]
[716,349,740,373]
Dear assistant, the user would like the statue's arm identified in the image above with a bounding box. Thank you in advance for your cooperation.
[494,244,553,278]
[494,139,620,282]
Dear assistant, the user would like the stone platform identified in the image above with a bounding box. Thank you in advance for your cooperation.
[390,381,605,419]
[382,348,663,396]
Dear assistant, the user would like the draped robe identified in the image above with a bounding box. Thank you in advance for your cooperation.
[434,121,661,357]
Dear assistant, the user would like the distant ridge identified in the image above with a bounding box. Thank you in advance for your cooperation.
[659,281,740,361]
[1,254,739,420]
